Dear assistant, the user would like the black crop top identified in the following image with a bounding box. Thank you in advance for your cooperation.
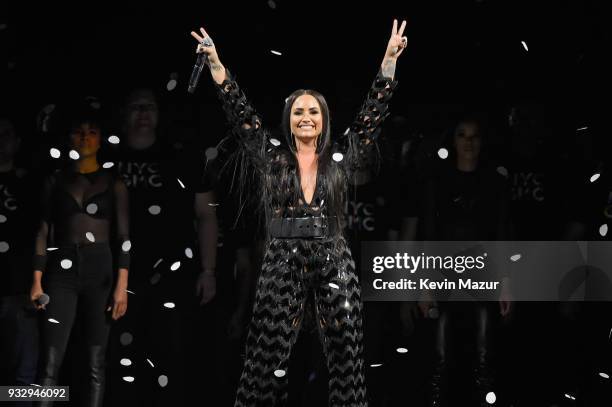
[33,168,130,271]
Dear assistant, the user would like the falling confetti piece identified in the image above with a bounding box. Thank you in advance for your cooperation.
[510,254,521,262]
[108,135,120,144]
[496,166,509,178]
[370,364,383,368]
[205,147,218,160]
[120,358,132,366]
[344,299,350,309]
[126,289,135,295]
[0,241,9,253]
[577,126,588,131]
[170,261,181,271]
[50,148,61,159]
[163,302,176,309]
[485,392,496,404]
[328,283,339,289]
[153,259,163,268]
[437,148,449,159]
[599,372,610,379]
[69,150,80,160]
[344,128,350,135]
[590,173,601,183]
[120,332,133,346]
[103,162,114,169]
[30,384,41,387]
[274,369,286,378]
[600,224,608,237]
[396,348,408,354]
[48,318,60,324]
[208,202,220,207]
[47,247,58,252]
[185,248,193,258]
[166,79,177,91]
[148,205,161,215]
[86,232,95,242]
[271,50,282,56]
[564,393,576,400]
[521,41,528,51]
[158,375,169,387]
[122,240,132,252]
[333,153,344,162]
[0,215,6,223]
[269,138,281,147]
[86,203,98,215]
[122,376,135,383]
[147,359,155,368]
[177,178,185,189]
[60,259,72,269]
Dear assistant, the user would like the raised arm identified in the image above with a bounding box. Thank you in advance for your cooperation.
[341,19,407,172]
[190,27,267,160]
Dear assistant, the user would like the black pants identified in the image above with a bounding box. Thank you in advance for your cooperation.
[234,236,367,407]
[38,243,113,407]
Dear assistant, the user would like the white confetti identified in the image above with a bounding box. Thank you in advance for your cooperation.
[86,232,95,242]
[564,393,575,401]
[108,135,120,145]
[510,254,522,262]
[166,79,177,91]
[485,391,496,404]
[125,289,135,295]
[120,332,133,346]
[270,50,282,56]
[590,173,601,183]
[163,302,176,309]
[50,148,61,159]
[48,318,60,324]
[370,363,383,368]
[599,224,608,237]
[577,126,588,131]
[328,283,339,289]
[208,202,220,207]
[0,214,6,223]
[146,359,155,368]
[86,203,98,215]
[205,147,218,160]
[496,166,508,178]
[344,128,350,135]
[158,375,169,387]
[274,369,286,378]
[122,240,132,252]
[344,299,350,309]
[396,347,408,354]
[120,358,132,366]
[177,178,185,189]
[521,41,529,51]
[30,384,41,387]
[437,148,449,159]
[122,376,135,383]
[185,248,193,258]
[148,205,161,215]
[153,259,163,268]
[332,153,344,162]
[103,162,114,169]
[599,372,610,379]
[69,150,80,160]
[47,247,58,252]
[0,241,9,253]
[269,138,281,147]
[170,261,181,271]
[60,259,72,269]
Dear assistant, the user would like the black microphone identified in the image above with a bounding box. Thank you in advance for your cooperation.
[188,52,208,94]
[37,293,50,307]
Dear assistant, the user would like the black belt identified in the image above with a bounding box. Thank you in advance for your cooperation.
[269,217,337,239]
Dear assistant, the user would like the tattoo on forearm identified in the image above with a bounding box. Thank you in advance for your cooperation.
[382,59,396,79]
[210,63,223,72]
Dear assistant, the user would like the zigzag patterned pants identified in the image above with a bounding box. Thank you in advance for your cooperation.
[234,236,368,407]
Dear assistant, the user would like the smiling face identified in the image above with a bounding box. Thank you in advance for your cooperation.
[69,122,101,158]
[290,94,323,144]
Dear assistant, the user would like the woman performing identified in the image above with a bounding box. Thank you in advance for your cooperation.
[190,19,407,406]
[30,106,130,406]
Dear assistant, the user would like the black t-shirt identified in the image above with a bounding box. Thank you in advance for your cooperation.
[0,169,37,296]
[423,164,511,241]
[110,141,213,283]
